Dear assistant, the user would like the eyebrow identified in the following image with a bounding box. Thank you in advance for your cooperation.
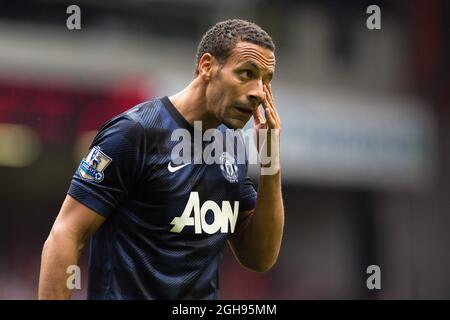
[241,61,274,82]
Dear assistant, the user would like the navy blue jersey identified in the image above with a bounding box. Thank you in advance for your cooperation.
[68,96,257,300]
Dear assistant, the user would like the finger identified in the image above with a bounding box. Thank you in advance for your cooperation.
[263,91,280,129]
[263,86,278,122]
[265,107,278,129]
[253,106,265,126]
[262,90,274,121]
[264,84,273,102]
[268,84,278,116]
[264,84,280,125]
[266,84,275,104]
[262,98,272,123]
[263,85,275,110]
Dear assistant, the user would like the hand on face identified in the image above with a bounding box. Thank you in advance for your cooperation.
[253,84,281,173]
[253,84,280,130]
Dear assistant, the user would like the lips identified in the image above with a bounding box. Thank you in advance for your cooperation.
[235,105,254,115]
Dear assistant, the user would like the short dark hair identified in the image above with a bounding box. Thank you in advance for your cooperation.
[195,19,275,75]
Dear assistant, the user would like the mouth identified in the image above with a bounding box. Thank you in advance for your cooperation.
[235,105,254,116]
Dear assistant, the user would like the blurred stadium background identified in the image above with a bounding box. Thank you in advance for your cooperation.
[0,0,449,299]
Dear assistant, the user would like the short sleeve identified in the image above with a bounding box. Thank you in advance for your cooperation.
[238,175,257,213]
[68,115,146,217]
[232,129,257,213]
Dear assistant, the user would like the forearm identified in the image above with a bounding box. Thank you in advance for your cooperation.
[38,230,83,299]
[236,169,284,271]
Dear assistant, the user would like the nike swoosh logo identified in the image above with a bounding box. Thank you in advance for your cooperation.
[168,162,190,173]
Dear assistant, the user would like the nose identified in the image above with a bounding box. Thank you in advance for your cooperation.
[247,79,265,107]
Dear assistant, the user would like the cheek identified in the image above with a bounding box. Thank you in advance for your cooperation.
[206,82,223,105]
[224,81,244,102]
[213,82,234,105]
[209,74,242,111]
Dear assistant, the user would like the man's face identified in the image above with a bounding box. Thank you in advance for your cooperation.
[205,41,276,129]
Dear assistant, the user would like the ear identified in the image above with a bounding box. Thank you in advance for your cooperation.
[198,53,217,81]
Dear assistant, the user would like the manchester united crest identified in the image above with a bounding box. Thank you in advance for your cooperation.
[219,152,238,183]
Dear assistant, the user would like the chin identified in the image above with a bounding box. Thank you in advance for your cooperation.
[223,118,247,129]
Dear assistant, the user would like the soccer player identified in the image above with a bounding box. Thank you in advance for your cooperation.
[38,19,284,300]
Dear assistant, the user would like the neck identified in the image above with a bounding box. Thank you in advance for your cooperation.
[168,77,220,131]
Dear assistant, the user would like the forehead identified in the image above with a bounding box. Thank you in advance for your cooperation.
[228,41,276,72]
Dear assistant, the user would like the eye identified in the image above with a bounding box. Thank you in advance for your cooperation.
[240,70,254,79]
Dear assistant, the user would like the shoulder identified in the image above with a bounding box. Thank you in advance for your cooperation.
[123,98,166,130]
[96,98,166,140]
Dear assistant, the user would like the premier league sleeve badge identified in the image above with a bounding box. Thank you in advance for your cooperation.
[78,146,112,182]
